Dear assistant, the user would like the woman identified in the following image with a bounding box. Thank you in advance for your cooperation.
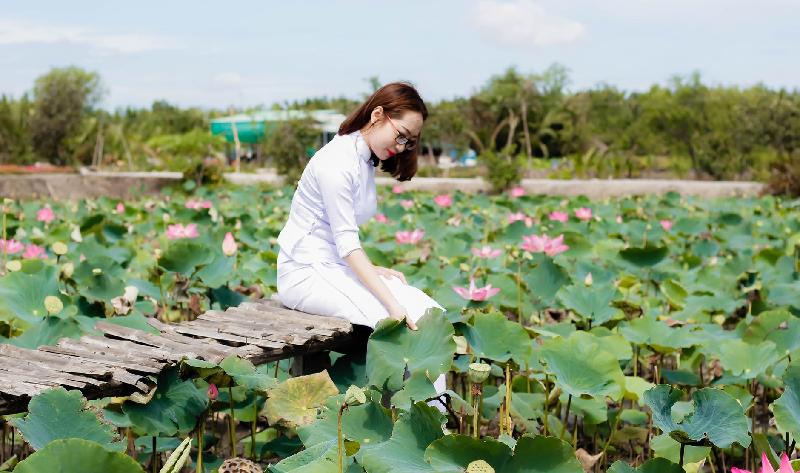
[276,82,447,398]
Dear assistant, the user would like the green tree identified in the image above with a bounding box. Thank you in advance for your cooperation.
[28,66,103,165]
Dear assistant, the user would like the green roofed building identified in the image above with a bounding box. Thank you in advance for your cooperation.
[209,109,346,145]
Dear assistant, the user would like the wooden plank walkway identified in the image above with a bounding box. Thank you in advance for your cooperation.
[0,298,354,415]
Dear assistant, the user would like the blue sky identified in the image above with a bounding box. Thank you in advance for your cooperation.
[2,0,798,109]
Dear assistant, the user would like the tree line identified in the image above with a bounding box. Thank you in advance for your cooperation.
[0,65,797,188]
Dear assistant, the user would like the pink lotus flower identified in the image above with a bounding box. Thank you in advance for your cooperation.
[185,199,212,210]
[207,383,219,401]
[548,211,568,223]
[400,200,414,210]
[510,186,525,198]
[508,212,533,227]
[660,219,673,231]
[0,239,24,255]
[453,278,500,301]
[374,213,388,223]
[22,244,47,260]
[472,245,502,259]
[433,194,452,208]
[732,452,798,473]
[395,229,424,245]
[116,203,125,214]
[392,184,405,194]
[574,207,593,221]
[616,215,623,224]
[166,223,199,240]
[36,206,55,224]
[222,232,237,256]
[521,234,569,257]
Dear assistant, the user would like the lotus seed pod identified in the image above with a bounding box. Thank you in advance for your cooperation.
[344,385,366,406]
[218,457,263,473]
[466,459,495,473]
[5,260,21,272]
[44,295,63,315]
[52,241,68,255]
[468,362,491,384]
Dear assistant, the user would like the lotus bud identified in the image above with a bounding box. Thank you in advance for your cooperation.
[60,262,74,278]
[44,295,63,315]
[466,460,495,473]
[344,385,366,406]
[207,383,219,401]
[52,241,68,255]
[468,362,491,384]
[584,272,593,287]
[70,226,82,242]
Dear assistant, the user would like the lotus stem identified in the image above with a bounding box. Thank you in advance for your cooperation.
[337,403,346,473]
[196,413,204,473]
[152,436,157,473]
[228,385,236,457]
[251,395,258,460]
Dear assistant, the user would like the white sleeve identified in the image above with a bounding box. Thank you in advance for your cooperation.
[316,160,361,259]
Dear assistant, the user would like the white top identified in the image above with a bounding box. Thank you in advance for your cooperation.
[277,130,377,265]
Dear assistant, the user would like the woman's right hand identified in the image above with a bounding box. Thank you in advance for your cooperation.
[388,304,418,331]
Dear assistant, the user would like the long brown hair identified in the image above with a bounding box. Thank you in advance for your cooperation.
[338,82,428,181]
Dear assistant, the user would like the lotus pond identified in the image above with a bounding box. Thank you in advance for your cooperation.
[0,184,799,473]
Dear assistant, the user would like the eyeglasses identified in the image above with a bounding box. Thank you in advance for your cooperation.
[385,115,417,151]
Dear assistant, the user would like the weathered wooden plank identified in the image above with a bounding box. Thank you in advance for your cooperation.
[0,362,105,387]
[58,336,170,366]
[242,300,353,330]
[38,345,163,374]
[188,315,327,343]
[95,322,231,362]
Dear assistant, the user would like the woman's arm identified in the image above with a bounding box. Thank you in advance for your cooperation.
[344,249,418,330]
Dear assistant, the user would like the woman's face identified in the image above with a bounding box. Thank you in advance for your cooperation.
[364,107,423,161]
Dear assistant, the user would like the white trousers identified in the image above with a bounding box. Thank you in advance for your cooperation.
[277,250,448,411]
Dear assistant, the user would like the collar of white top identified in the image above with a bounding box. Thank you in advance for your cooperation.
[352,130,373,163]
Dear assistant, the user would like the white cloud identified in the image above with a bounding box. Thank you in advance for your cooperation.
[0,18,181,53]
[471,0,585,48]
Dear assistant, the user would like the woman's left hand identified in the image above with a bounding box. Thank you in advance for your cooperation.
[374,266,407,285]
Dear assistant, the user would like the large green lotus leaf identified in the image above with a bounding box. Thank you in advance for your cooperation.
[766,282,800,309]
[297,398,393,448]
[159,240,213,274]
[265,371,339,428]
[607,458,683,473]
[196,253,236,288]
[98,313,160,336]
[743,309,800,356]
[356,402,445,473]
[367,310,455,392]
[11,387,124,451]
[461,311,531,365]
[618,245,669,268]
[122,367,207,436]
[540,331,626,400]
[659,279,688,309]
[642,385,751,448]
[8,316,82,349]
[270,439,352,473]
[556,284,622,326]
[523,256,570,305]
[705,339,780,379]
[0,264,59,326]
[424,435,512,472]
[219,355,278,391]
[72,256,127,302]
[558,392,607,425]
[505,435,583,472]
[589,328,633,361]
[13,438,144,473]
[649,434,710,464]
[772,362,800,440]
[617,317,697,352]
[391,371,440,411]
